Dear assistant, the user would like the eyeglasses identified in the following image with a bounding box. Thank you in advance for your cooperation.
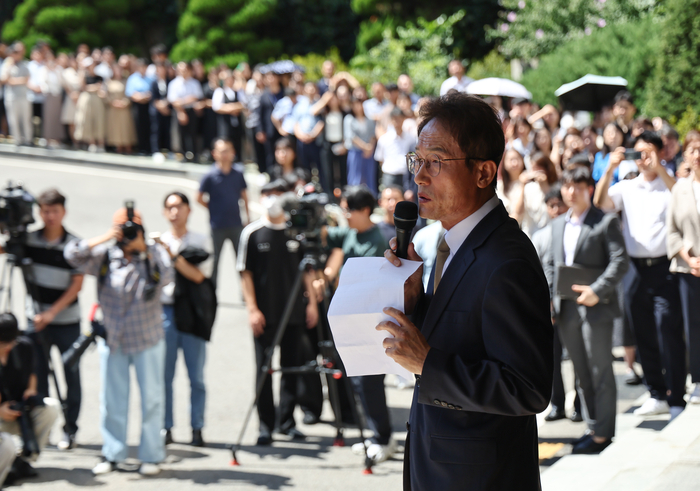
[406,152,487,177]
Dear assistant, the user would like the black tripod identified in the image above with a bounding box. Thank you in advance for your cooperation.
[229,238,375,473]
[0,251,68,424]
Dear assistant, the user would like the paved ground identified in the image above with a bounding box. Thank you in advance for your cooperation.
[0,153,669,489]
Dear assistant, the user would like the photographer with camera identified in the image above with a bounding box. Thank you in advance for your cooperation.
[0,313,59,483]
[0,188,84,451]
[64,205,173,476]
[237,180,319,445]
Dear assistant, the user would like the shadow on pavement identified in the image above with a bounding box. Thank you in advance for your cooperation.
[11,467,104,487]
[139,468,292,488]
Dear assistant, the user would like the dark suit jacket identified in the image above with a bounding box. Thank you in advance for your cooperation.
[407,203,553,491]
[544,206,628,324]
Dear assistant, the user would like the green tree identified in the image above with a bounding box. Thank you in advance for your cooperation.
[645,0,700,120]
[349,10,465,96]
[351,0,501,62]
[1,0,179,55]
[265,0,359,62]
[171,0,281,67]
[519,16,661,108]
[487,0,657,61]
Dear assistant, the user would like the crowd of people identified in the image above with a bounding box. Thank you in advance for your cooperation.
[1,36,700,483]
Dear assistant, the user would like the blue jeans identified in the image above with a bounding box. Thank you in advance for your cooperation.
[99,338,166,463]
[163,305,207,430]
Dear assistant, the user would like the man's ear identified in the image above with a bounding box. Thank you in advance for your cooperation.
[476,160,498,190]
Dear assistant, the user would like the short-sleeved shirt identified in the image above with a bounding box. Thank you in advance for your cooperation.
[237,219,305,327]
[159,230,210,304]
[0,337,34,402]
[0,59,30,102]
[23,228,82,325]
[326,225,388,263]
[199,164,247,230]
[374,127,416,176]
[607,175,671,258]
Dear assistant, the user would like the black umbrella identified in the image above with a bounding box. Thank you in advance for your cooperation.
[555,74,628,112]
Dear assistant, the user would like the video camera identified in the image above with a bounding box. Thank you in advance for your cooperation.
[0,181,35,257]
[282,184,330,241]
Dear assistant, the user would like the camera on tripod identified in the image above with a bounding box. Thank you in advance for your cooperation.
[0,181,35,257]
[282,185,330,242]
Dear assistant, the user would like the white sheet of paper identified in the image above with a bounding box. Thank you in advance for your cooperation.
[327,257,422,379]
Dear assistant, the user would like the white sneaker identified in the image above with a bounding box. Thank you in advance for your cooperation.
[92,460,115,475]
[57,432,75,451]
[138,463,161,476]
[351,438,397,463]
[689,384,700,404]
[88,144,97,153]
[634,398,670,416]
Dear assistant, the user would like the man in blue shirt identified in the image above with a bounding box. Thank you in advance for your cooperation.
[197,137,249,286]
[125,59,154,155]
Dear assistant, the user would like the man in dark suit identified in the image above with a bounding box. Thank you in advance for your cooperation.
[544,167,628,454]
[378,94,553,491]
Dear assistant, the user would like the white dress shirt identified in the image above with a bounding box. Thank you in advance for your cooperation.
[607,174,671,258]
[167,76,203,106]
[439,75,474,96]
[441,195,500,274]
[563,207,590,266]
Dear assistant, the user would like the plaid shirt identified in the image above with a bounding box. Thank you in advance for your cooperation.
[64,240,173,354]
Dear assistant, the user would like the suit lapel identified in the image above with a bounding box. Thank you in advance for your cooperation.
[682,180,700,236]
[420,203,509,341]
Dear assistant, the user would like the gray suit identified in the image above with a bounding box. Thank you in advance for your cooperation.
[544,206,628,439]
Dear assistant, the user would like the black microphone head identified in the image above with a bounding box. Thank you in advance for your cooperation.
[394,201,418,230]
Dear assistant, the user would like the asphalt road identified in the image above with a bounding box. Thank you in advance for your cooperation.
[0,154,647,490]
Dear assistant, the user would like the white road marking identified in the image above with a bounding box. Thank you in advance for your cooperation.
[0,158,199,189]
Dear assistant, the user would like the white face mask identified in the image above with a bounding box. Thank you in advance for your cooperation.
[262,195,283,219]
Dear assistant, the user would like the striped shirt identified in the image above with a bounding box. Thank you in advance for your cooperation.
[64,240,173,355]
[24,229,82,325]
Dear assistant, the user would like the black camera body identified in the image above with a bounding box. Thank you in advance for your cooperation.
[120,200,142,244]
[0,182,35,258]
[282,188,330,241]
[9,395,44,458]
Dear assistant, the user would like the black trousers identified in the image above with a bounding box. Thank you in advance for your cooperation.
[679,273,700,383]
[29,324,82,435]
[624,259,686,407]
[254,322,301,434]
[179,108,198,159]
[150,107,171,153]
[133,102,151,154]
[351,375,392,445]
[551,323,582,413]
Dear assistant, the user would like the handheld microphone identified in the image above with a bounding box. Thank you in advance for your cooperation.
[393,201,418,259]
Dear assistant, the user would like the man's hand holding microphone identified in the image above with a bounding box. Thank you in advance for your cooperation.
[376,201,430,375]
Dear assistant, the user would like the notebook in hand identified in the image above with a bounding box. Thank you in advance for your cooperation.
[556,265,606,301]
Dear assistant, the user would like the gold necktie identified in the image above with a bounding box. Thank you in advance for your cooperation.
[433,234,451,293]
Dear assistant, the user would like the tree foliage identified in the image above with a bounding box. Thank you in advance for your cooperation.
[171,0,281,66]
[520,16,660,108]
[645,0,700,120]
[1,0,179,55]
[487,0,657,61]
[349,10,464,96]
[351,0,501,62]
